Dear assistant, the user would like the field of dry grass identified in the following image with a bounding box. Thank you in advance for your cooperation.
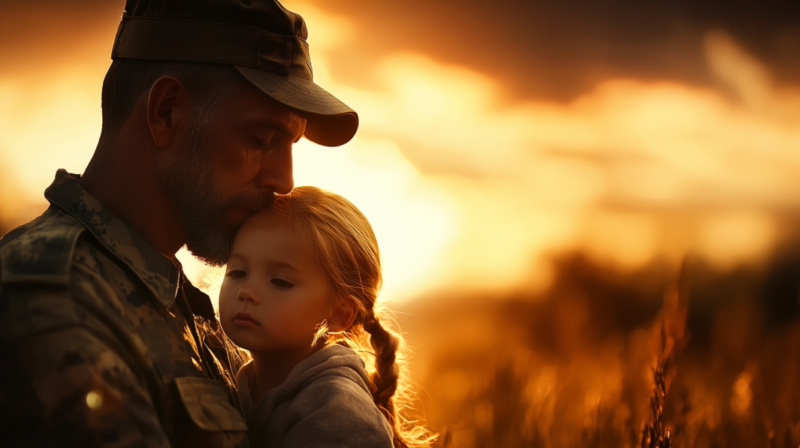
[395,252,800,448]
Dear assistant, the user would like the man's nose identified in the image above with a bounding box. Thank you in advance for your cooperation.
[256,144,294,194]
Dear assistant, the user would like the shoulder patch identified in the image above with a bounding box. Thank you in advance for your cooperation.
[1,209,85,286]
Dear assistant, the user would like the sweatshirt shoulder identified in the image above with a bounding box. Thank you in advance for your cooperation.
[296,366,374,408]
[279,373,393,448]
[285,345,376,415]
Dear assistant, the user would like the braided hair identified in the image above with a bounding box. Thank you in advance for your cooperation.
[271,186,435,448]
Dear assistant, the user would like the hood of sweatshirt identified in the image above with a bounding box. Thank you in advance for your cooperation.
[238,344,373,419]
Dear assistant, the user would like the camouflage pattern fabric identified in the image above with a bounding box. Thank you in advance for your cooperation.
[0,170,249,447]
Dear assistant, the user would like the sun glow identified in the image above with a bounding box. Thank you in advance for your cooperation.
[2,2,799,303]
[291,138,457,300]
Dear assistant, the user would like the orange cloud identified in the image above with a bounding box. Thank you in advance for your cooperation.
[1,2,798,303]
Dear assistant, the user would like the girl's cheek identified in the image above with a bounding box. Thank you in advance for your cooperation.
[218,286,238,318]
[262,306,299,333]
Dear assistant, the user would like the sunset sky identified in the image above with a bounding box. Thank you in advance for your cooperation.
[2,1,800,303]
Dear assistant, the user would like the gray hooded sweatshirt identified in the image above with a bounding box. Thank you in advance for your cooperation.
[238,345,394,448]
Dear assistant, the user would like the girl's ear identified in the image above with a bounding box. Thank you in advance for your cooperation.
[327,300,357,333]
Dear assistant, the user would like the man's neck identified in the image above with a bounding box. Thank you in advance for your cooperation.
[81,133,186,258]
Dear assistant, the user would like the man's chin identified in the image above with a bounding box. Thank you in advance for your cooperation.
[186,250,228,267]
[227,207,258,226]
[184,234,234,267]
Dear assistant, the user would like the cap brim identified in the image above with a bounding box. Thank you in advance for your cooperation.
[235,66,358,147]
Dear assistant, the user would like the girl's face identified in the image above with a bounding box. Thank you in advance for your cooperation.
[219,211,332,353]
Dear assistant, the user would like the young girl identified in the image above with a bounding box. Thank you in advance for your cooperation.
[218,186,434,448]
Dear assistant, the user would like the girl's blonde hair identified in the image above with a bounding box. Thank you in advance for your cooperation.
[271,186,435,448]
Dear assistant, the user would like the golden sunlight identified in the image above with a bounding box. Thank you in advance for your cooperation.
[3,2,800,305]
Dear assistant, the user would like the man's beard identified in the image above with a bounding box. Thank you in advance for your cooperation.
[156,127,276,266]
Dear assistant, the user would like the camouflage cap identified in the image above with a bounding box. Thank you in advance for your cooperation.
[112,0,358,147]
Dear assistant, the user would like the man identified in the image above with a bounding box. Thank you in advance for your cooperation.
[0,0,357,446]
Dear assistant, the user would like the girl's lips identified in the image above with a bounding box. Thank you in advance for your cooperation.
[233,312,260,327]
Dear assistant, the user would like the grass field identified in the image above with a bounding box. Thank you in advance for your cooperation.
[395,252,800,448]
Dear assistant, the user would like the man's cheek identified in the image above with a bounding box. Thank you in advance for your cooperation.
[215,152,257,183]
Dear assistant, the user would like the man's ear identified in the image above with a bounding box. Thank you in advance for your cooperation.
[146,76,187,148]
[327,300,358,333]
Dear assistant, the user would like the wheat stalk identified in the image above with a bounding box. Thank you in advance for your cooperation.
[641,259,690,448]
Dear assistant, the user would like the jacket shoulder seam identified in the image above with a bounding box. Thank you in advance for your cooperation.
[0,210,85,286]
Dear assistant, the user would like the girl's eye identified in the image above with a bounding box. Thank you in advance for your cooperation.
[271,278,295,289]
[226,270,247,279]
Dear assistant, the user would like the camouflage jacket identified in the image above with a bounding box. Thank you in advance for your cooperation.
[0,170,249,447]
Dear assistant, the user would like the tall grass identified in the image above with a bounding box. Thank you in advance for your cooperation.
[641,261,690,448]
[397,253,800,448]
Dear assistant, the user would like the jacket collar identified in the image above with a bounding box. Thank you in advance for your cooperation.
[45,170,181,308]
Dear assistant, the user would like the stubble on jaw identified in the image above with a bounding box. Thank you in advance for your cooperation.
[156,125,276,266]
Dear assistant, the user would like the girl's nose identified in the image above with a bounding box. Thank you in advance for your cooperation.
[238,285,261,305]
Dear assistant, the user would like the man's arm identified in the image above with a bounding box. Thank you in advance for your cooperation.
[0,324,171,447]
[0,268,172,447]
